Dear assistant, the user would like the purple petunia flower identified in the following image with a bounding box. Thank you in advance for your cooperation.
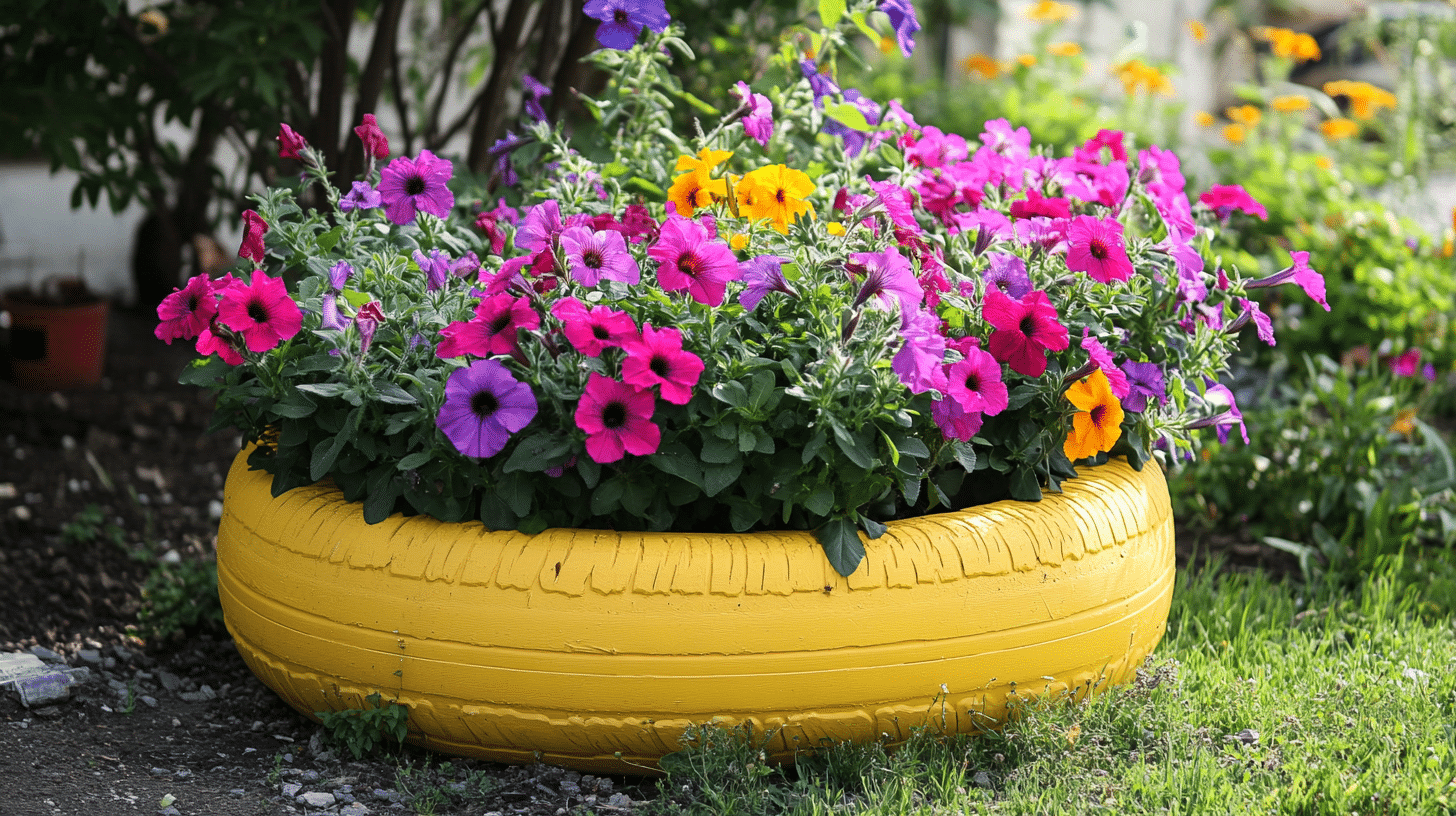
[879,0,920,58]
[515,200,565,253]
[733,81,774,147]
[584,0,671,50]
[414,249,454,292]
[1119,360,1165,413]
[339,181,383,213]
[799,59,841,101]
[823,89,881,157]
[522,74,552,122]
[893,307,949,395]
[328,261,353,292]
[738,254,796,311]
[436,359,538,459]
[849,246,922,313]
[980,252,1032,299]
[378,149,455,225]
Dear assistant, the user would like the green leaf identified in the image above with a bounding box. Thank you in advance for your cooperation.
[951,441,977,472]
[711,381,750,408]
[859,516,888,539]
[396,451,433,471]
[272,392,318,419]
[818,0,846,28]
[815,517,865,577]
[296,382,349,398]
[703,461,743,497]
[363,475,401,524]
[315,225,344,253]
[701,433,740,464]
[502,434,574,473]
[822,101,873,132]
[801,429,827,464]
[1009,467,1042,501]
[590,477,625,516]
[178,357,231,386]
[649,443,705,488]
[497,474,534,517]
[831,423,875,470]
[373,380,416,405]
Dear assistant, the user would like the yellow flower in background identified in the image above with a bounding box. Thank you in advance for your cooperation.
[1194,111,1216,127]
[878,35,896,54]
[1323,80,1397,120]
[1390,407,1418,436]
[1315,155,1334,171]
[1443,238,1454,258]
[1063,370,1124,461]
[962,53,1001,79]
[1187,20,1207,43]
[1271,94,1311,113]
[1223,123,1246,144]
[1017,54,1038,68]
[729,233,749,251]
[1113,59,1174,96]
[667,148,732,217]
[1256,26,1321,62]
[735,164,815,234]
[826,222,846,236]
[1048,41,1082,57]
[1026,0,1074,23]
[1320,117,1359,140]
[1225,104,1262,128]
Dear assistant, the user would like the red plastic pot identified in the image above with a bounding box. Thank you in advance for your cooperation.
[3,281,109,390]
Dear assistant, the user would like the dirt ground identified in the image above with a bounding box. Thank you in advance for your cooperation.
[0,304,1292,816]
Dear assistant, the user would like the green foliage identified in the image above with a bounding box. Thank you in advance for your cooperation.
[391,758,500,815]
[1171,353,1456,586]
[134,558,226,642]
[59,504,127,548]
[315,692,410,761]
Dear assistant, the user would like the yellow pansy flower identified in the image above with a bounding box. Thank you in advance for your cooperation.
[1194,111,1215,128]
[1255,26,1321,62]
[667,149,733,217]
[1017,54,1038,68]
[735,165,816,234]
[1223,123,1246,144]
[1225,104,1262,128]
[1187,20,1207,43]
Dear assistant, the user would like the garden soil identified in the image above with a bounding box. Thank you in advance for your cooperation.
[0,306,1293,816]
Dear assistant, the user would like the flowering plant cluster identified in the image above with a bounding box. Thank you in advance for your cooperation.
[160,0,1325,576]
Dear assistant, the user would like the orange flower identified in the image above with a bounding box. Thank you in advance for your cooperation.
[735,164,815,234]
[1017,54,1038,68]
[1026,0,1074,23]
[1320,117,1359,140]
[1271,94,1310,113]
[961,53,1000,80]
[1225,104,1262,128]
[1187,20,1207,43]
[1063,370,1124,461]
[1048,41,1082,57]
[667,149,732,217]
[1194,111,1215,128]
[1113,60,1173,97]
[1255,26,1321,62]
[1323,80,1397,120]
[1222,123,1246,144]
[1315,155,1333,171]
[1389,407,1418,436]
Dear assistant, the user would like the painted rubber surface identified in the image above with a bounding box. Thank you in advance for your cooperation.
[217,447,1175,774]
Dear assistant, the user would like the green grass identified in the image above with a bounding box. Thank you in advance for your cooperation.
[644,562,1456,815]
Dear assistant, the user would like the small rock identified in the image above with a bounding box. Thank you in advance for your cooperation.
[111,645,134,663]
[251,720,265,732]
[607,793,631,808]
[971,770,994,789]
[174,769,192,780]
[208,499,224,521]
[140,695,158,708]
[281,782,303,797]
[158,808,181,816]
[298,791,336,808]
[229,789,246,798]
[1234,728,1259,746]
[32,706,62,720]
[150,767,171,777]
[339,804,370,816]
[300,770,320,783]
[178,685,216,703]
[76,649,102,665]
[28,646,64,664]
[160,549,181,564]
[158,671,182,693]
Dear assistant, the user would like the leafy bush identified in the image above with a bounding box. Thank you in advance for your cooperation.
[134,558,226,642]
[1171,352,1456,584]
[316,692,410,760]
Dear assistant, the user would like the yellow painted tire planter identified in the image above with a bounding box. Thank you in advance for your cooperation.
[216,446,1175,774]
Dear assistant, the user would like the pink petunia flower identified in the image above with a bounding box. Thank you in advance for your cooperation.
[1065,215,1134,283]
[983,288,1070,377]
[931,396,984,442]
[647,215,740,306]
[575,373,661,463]
[946,344,1009,415]
[354,113,390,160]
[734,81,775,147]
[550,297,638,357]
[378,149,455,225]
[559,226,641,287]
[436,293,540,358]
[1244,249,1329,312]
[276,123,307,160]
[1080,330,1131,398]
[238,210,268,264]
[892,307,950,395]
[1199,184,1268,221]
[155,274,219,344]
[216,273,303,353]
[738,255,797,311]
[195,324,244,366]
[355,301,385,355]
[621,323,704,405]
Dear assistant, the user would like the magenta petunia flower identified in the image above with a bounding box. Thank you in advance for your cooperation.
[1080,330,1131,399]
[1065,215,1134,283]
[1008,190,1072,220]
[892,307,949,395]
[575,373,661,463]
[849,246,923,312]
[355,301,385,355]
[879,0,920,58]
[339,181,383,213]
[238,210,267,264]
[1235,298,1276,345]
[1199,184,1268,221]
[946,344,1009,415]
[983,288,1070,377]
[931,395,983,442]
[584,0,670,50]
[436,359,538,459]
[436,293,540,358]
[559,226,641,287]
[216,273,303,353]
[195,324,243,366]
[515,200,564,253]
[378,149,455,225]
[647,215,741,306]
[550,297,637,357]
[155,274,219,344]
[1198,380,1249,445]
[277,123,307,160]
[354,113,390,160]
[1244,249,1329,312]
[622,323,704,405]
[733,81,774,147]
